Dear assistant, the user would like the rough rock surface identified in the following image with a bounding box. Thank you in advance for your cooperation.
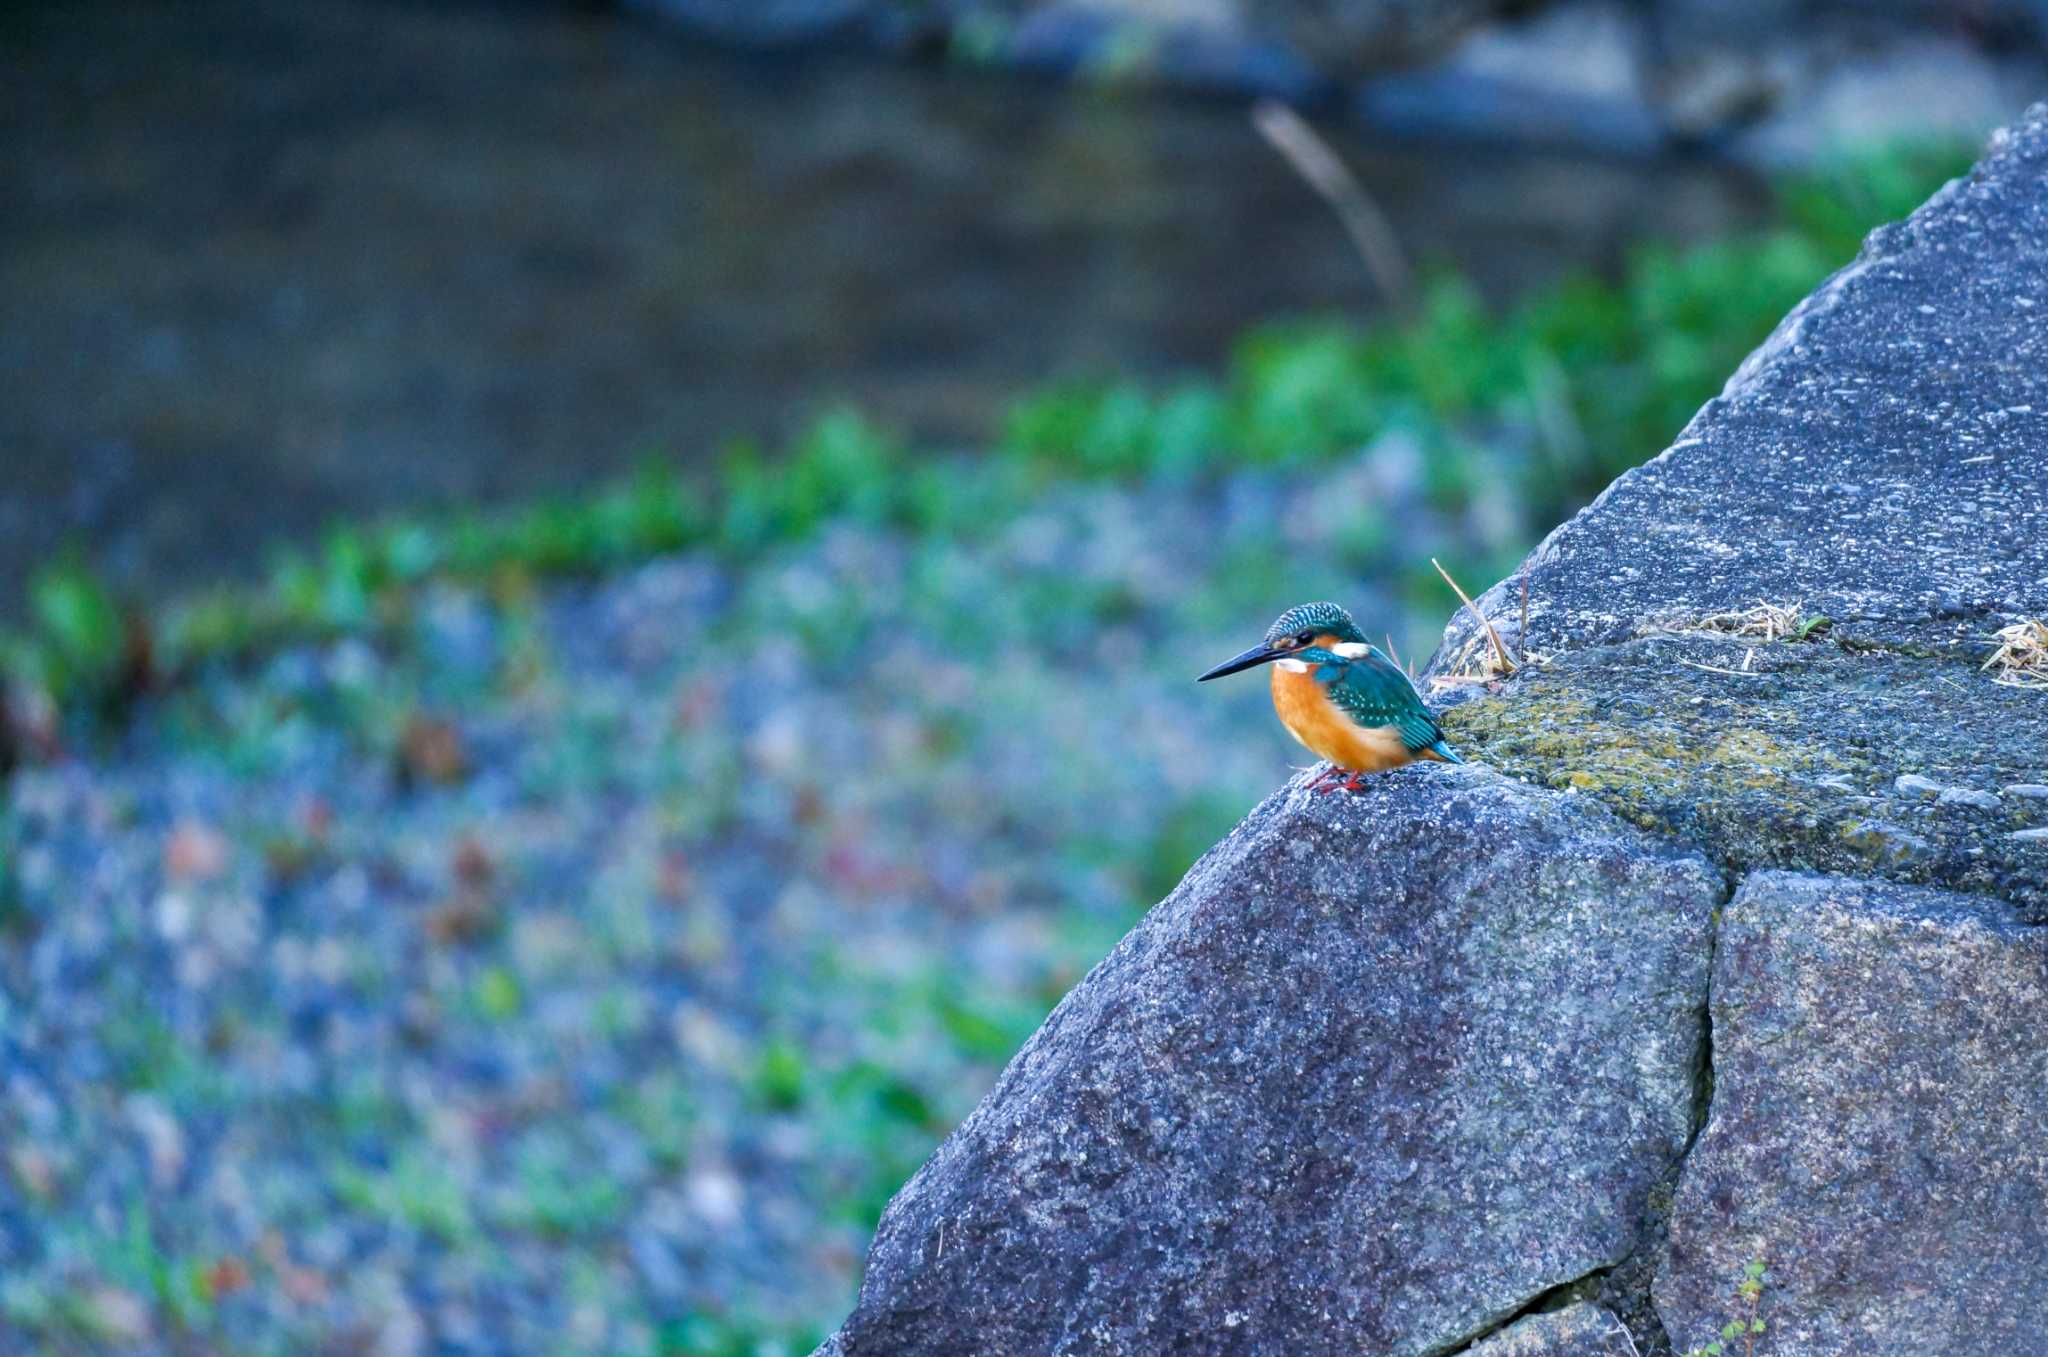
[1442,105,2047,660]
[1466,1303,1637,1357]
[1434,102,2048,914]
[825,768,1721,1356]
[1657,872,2048,1356]
[1421,100,2048,1354]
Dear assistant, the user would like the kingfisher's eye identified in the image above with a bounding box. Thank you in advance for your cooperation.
[1295,631,1314,646]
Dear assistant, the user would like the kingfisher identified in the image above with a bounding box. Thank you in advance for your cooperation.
[1198,601,1462,791]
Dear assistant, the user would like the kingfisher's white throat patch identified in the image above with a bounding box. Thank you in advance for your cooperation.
[1276,658,1313,673]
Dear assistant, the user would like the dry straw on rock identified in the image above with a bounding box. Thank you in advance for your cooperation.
[1681,602,1805,642]
[1982,618,2048,690]
[1641,601,1826,643]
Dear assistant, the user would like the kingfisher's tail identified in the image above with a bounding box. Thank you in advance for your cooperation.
[1423,739,1464,764]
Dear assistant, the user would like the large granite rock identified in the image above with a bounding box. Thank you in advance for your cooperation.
[1656,872,2048,1356]
[1439,106,2048,660]
[826,768,1721,1355]
[1417,101,2048,1353]
[1434,102,2048,915]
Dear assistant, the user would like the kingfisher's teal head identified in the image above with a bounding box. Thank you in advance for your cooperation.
[1196,601,1366,681]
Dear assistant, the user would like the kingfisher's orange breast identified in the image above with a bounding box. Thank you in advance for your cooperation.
[1269,663,1414,772]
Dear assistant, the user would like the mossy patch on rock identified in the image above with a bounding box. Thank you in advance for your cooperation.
[1440,635,2047,915]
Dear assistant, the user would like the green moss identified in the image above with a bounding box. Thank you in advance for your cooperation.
[1439,638,2046,912]
[1443,692,1834,816]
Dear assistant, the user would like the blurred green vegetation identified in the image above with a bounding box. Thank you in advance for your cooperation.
[0,141,1970,735]
[1002,139,1970,513]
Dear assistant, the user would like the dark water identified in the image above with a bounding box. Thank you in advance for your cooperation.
[0,0,1766,613]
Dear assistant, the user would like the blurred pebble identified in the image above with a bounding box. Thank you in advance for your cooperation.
[123,1094,186,1189]
[163,819,230,880]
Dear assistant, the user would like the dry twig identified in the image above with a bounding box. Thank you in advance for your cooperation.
[1433,557,1516,677]
[1251,99,1413,312]
[1519,570,1531,656]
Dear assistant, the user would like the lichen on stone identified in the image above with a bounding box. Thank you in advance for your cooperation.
[1439,636,2047,916]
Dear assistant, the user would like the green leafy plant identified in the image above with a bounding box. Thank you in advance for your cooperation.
[749,1036,810,1112]
[19,557,131,709]
[1681,1255,1768,1357]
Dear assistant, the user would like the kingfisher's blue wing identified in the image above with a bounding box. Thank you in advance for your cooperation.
[1314,646,1448,755]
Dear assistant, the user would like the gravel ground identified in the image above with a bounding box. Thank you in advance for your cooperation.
[0,442,1509,1355]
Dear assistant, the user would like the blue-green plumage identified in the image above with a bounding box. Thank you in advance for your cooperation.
[1304,644,1463,763]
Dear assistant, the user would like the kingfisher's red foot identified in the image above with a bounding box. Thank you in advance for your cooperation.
[1309,766,1368,794]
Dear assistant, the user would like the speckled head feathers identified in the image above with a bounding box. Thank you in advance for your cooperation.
[1264,601,1365,646]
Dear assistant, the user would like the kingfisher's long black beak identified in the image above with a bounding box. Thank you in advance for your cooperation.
[1198,642,1286,682]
